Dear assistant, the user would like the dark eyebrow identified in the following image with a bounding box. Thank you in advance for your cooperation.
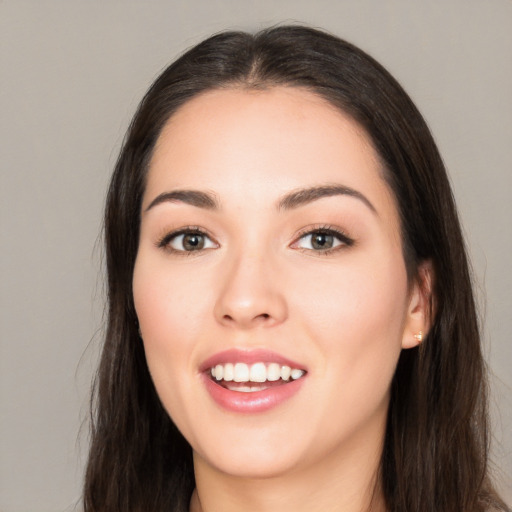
[278,184,377,214]
[144,190,219,212]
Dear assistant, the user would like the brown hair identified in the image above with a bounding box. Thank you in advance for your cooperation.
[84,25,508,512]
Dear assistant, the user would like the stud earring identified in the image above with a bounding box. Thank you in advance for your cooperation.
[413,331,423,343]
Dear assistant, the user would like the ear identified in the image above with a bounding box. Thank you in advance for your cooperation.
[402,260,435,349]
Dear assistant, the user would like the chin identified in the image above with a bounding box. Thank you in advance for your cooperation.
[194,445,305,479]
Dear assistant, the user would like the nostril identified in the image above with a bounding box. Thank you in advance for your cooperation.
[253,313,272,324]
[222,312,271,324]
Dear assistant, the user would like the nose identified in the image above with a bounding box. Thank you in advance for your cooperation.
[213,251,288,329]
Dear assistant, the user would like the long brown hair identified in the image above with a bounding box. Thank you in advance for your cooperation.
[84,25,508,512]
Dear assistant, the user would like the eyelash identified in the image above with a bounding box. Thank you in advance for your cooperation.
[156,224,354,255]
[156,226,218,256]
[292,224,355,255]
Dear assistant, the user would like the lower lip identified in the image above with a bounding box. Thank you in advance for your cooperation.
[202,374,305,413]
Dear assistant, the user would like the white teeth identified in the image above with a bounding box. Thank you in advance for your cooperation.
[233,363,249,382]
[223,363,234,381]
[249,362,267,382]
[209,362,306,384]
[267,363,281,381]
[230,384,269,393]
[280,365,291,381]
[290,369,305,380]
[234,385,253,393]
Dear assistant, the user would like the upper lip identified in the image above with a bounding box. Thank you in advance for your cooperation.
[199,348,307,373]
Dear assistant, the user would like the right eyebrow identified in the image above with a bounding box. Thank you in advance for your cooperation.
[144,190,220,212]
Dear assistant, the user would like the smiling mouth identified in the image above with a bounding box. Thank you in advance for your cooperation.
[209,362,306,393]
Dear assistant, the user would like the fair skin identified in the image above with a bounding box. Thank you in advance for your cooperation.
[133,87,430,512]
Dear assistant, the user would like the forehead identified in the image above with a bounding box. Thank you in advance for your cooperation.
[146,87,395,221]
[151,86,377,170]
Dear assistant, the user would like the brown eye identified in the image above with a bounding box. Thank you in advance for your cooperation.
[166,231,216,252]
[182,233,204,251]
[311,232,334,250]
[295,229,353,252]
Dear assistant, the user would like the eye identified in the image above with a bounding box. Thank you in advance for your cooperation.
[159,228,217,253]
[294,227,353,252]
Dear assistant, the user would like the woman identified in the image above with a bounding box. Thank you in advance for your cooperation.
[83,26,508,512]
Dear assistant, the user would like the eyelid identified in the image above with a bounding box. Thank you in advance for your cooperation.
[290,224,355,253]
[156,225,219,253]
[155,224,353,255]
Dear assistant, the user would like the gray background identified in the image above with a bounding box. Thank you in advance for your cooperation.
[1,1,511,510]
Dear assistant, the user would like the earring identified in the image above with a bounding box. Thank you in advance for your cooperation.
[413,331,423,343]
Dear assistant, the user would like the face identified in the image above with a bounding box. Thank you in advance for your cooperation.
[133,87,424,479]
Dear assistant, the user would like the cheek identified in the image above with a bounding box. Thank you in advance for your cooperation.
[292,250,409,386]
[132,257,210,410]
[133,257,210,344]
[296,252,407,329]
[132,258,219,449]
[289,253,408,443]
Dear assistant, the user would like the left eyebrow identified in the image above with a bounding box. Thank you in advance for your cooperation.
[277,184,377,214]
